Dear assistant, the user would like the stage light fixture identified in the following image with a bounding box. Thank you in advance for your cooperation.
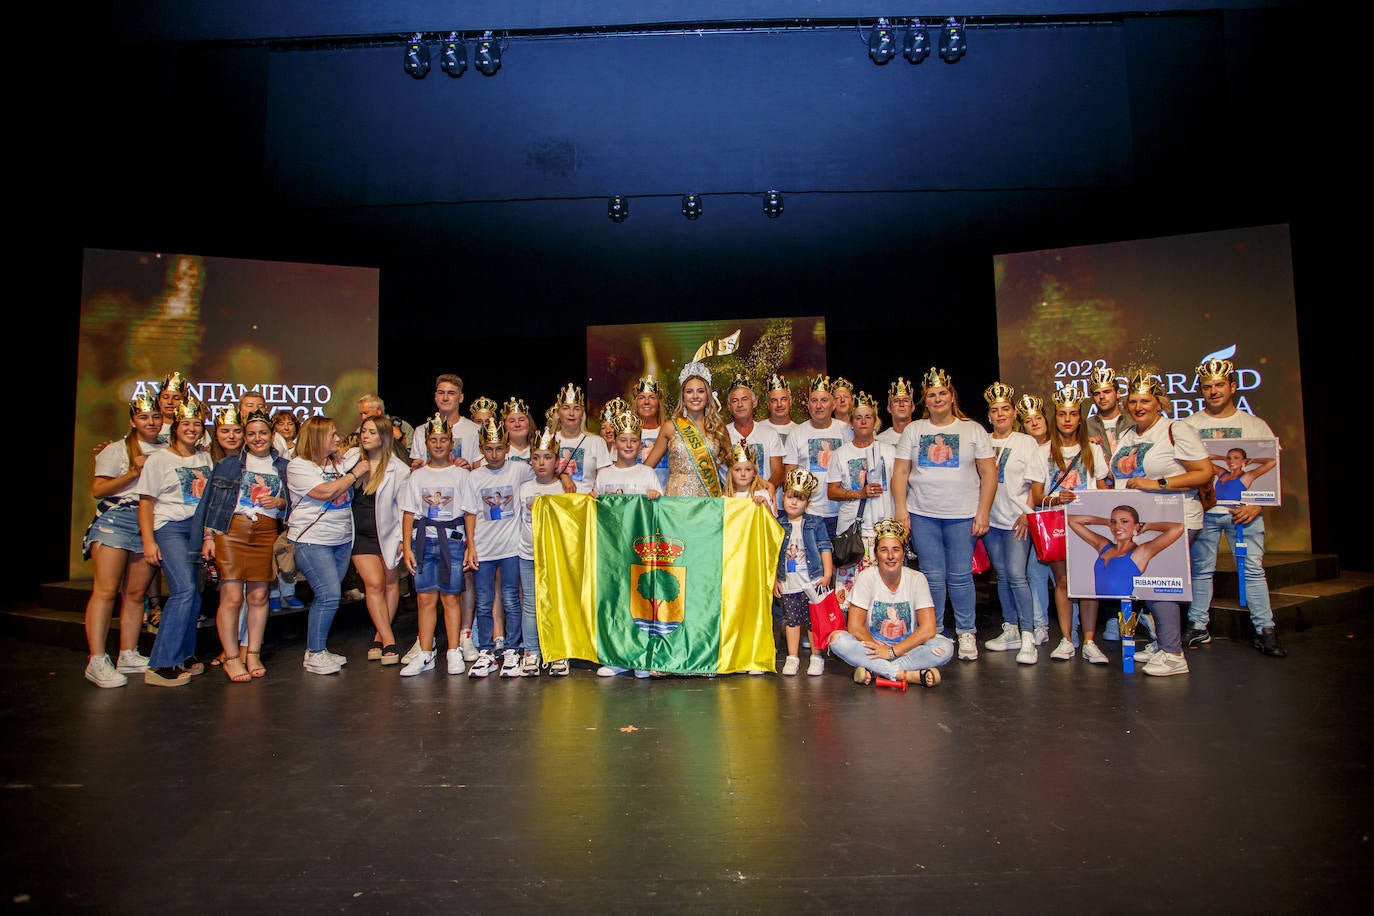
[403,34,430,79]
[763,190,783,219]
[441,33,467,77]
[608,196,629,223]
[903,23,932,63]
[474,31,501,76]
[938,18,967,63]
[868,18,897,65]
[681,194,703,220]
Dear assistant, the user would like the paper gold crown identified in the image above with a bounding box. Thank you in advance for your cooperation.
[633,376,663,397]
[1050,385,1087,410]
[831,376,854,393]
[531,425,560,453]
[469,396,499,419]
[129,393,158,417]
[1195,358,1235,382]
[727,373,754,395]
[679,361,712,387]
[478,416,508,445]
[872,518,909,544]
[633,532,685,567]
[1088,367,1119,393]
[1013,394,1045,421]
[244,408,273,427]
[783,467,820,497]
[159,370,189,393]
[427,412,453,437]
[888,377,916,399]
[556,382,585,406]
[765,372,789,393]
[608,410,643,437]
[727,441,756,467]
[172,397,205,422]
[501,397,530,419]
[852,391,879,412]
[983,381,1015,407]
[1129,370,1164,397]
[214,405,244,427]
[922,366,953,391]
[808,375,832,394]
[600,396,631,423]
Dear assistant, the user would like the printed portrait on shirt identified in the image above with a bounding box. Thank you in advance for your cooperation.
[870,600,913,645]
[917,433,958,469]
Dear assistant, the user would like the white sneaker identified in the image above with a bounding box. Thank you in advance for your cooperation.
[401,639,423,665]
[499,649,521,678]
[1033,625,1049,646]
[597,665,627,677]
[446,648,466,675]
[521,653,541,677]
[84,653,127,688]
[115,648,149,673]
[1134,641,1161,664]
[1050,637,1076,660]
[984,622,1021,652]
[1015,632,1038,665]
[460,628,479,662]
[781,655,800,676]
[1081,640,1109,665]
[400,650,436,677]
[302,650,342,675]
[957,633,978,661]
[321,649,348,667]
[807,654,825,676]
[1142,651,1189,677]
[468,650,497,678]
[547,659,570,677]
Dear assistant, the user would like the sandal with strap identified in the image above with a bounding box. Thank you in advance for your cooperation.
[245,651,267,678]
[912,668,941,688]
[379,644,400,666]
[367,641,384,662]
[223,654,251,683]
[853,667,873,686]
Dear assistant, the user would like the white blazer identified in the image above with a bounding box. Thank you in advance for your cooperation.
[345,449,411,569]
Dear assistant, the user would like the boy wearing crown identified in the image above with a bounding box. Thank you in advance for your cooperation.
[399,414,481,677]
[517,426,578,676]
[596,411,664,497]
[1085,367,1126,457]
[1181,358,1285,657]
[877,377,916,448]
[774,468,834,676]
[783,376,853,540]
[760,373,800,451]
[724,374,786,490]
[553,382,613,494]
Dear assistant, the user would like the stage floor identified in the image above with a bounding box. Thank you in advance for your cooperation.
[2,610,1369,913]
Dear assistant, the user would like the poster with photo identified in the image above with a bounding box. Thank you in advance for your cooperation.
[1200,437,1281,506]
[1065,490,1190,600]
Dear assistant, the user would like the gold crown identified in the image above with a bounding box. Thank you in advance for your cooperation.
[832,376,854,393]
[244,408,273,427]
[1196,358,1235,382]
[609,410,643,437]
[427,412,453,437]
[469,396,498,419]
[173,397,205,422]
[632,533,686,567]
[544,404,560,427]
[1014,394,1045,421]
[783,467,820,497]
[633,376,663,397]
[531,425,560,453]
[214,404,244,427]
[922,366,953,391]
[1088,367,1119,393]
[808,375,832,394]
[501,397,530,418]
[1050,384,1087,410]
[852,391,880,412]
[888,377,916,399]
[478,416,508,445]
[600,396,631,423]
[765,372,789,393]
[159,370,189,393]
[1129,370,1164,397]
[726,373,754,395]
[983,381,1015,407]
[872,518,908,544]
[556,382,584,406]
[129,393,158,417]
[727,441,755,467]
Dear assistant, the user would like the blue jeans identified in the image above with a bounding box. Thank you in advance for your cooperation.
[909,514,976,634]
[476,555,521,651]
[519,557,538,654]
[148,517,204,668]
[1189,510,1273,631]
[984,525,1034,632]
[829,631,954,678]
[294,541,352,652]
[1027,550,1051,632]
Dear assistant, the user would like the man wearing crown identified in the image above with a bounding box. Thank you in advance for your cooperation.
[760,373,800,449]
[877,377,916,448]
[724,374,786,490]
[783,376,853,540]
[1181,358,1286,657]
[1085,367,1126,457]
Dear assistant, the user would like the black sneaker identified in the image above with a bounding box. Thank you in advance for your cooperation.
[1184,626,1212,648]
[1253,626,1287,658]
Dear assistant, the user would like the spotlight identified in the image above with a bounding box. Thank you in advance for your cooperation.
[681,194,703,220]
[441,33,467,77]
[868,18,897,65]
[474,31,501,76]
[903,23,932,64]
[403,33,431,79]
[608,196,629,223]
[938,18,967,63]
[763,190,783,219]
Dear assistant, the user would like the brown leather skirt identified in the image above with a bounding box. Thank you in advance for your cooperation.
[213,513,278,582]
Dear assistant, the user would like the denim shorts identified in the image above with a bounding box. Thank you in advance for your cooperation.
[412,536,466,595]
[83,501,143,556]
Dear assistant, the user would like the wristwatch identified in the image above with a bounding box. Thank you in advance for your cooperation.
[1156,477,1169,489]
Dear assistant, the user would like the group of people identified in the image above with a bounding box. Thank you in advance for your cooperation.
[78,355,1284,690]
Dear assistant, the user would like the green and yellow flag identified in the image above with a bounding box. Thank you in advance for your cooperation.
[534,494,783,674]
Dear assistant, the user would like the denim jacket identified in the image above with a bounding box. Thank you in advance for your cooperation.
[774,510,833,583]
[192,450,291,540]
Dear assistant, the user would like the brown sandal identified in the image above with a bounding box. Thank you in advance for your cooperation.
[911,667,941,688]
[223,654,251,683]
[245,651,266,678]
[853,667,873,686]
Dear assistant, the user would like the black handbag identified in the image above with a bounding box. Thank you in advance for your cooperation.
[830,497,868,568]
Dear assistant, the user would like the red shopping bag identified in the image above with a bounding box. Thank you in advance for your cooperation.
[808,587,847,651]
[1029,508,1066,563]
[972,537,991,574]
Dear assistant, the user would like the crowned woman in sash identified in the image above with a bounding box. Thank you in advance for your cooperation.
[640,362,732,497]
